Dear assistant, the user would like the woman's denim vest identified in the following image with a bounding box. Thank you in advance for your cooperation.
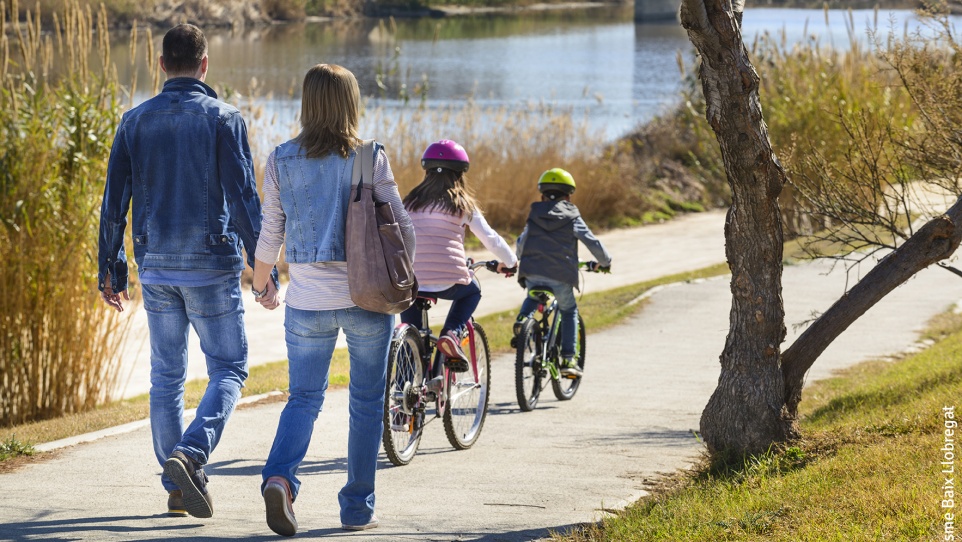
[274,141,356,263]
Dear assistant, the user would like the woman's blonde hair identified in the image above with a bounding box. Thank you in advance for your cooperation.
[296,64,361,158]
[403,168,480,219]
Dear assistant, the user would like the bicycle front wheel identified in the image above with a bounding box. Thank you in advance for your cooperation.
[515,317,543,412]
[552,314,586,401]
[443,322,491,450]
[382,326,424,466]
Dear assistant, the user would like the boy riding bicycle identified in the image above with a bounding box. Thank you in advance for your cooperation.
[514,168,611,378]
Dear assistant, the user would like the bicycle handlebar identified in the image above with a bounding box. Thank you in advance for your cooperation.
[467,258,517,276]
[580,261,611,274]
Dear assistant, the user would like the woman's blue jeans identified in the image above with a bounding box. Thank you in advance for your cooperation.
[519,274,579,358]
[262,305,392,526]
[142,279,249,492]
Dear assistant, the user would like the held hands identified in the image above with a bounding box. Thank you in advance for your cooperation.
[100,271,130,312]
[255,279,280,310]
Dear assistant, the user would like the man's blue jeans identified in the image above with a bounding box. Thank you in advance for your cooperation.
[262,306,392,527]
[519,274,579,358]
[142,279,249,492]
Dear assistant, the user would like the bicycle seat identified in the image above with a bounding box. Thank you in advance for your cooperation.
[415,296,436,310]
[527,289,554,304]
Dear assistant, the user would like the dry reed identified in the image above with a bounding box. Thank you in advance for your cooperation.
[0,0,159,425]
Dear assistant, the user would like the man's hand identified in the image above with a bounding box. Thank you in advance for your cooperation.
[100,272,129,312]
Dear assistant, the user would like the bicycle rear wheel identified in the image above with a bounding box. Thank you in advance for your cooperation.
[552,314,586,401]
[515,317,543,412]
[382,326,424,466]
[443,322,490,450]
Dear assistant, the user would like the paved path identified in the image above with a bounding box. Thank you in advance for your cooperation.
[3,210,962,540]
[115,211,729,399]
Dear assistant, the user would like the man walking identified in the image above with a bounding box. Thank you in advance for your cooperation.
[97,23,275,519]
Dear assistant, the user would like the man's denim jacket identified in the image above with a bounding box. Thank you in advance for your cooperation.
[98,78,263,292]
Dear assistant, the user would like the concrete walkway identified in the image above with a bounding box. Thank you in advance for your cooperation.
[2,210,962,540]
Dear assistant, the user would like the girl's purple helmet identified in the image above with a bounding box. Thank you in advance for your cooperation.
[421,139,470,173]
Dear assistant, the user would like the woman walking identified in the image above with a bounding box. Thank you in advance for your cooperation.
[250,64,414,536]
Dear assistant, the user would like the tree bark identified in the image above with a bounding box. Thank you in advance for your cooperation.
[781,200,962,419]
[680,0,792,454]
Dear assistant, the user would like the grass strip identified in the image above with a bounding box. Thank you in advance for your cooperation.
[0,263,731,455]
[558,314,962,541]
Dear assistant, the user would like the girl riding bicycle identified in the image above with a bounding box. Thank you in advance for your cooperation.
[401,139,517,371]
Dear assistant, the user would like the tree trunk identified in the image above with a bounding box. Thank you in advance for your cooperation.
[680,0,793,454]
[681,0,962,458]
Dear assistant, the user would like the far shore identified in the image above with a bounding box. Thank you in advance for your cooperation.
[5,0,941,32]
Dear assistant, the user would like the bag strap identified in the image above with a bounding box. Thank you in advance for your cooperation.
[352,139,377,202]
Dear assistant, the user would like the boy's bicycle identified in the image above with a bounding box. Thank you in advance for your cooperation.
[513,261,607,412]
[382,259,513,466]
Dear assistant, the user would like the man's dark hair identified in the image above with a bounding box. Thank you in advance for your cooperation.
[162,24,207,75]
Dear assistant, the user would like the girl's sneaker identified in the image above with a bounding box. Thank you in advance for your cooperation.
[437,331,468,372]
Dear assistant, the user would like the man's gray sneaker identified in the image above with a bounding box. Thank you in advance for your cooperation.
[163,450,213,518]
[166,490,187,517]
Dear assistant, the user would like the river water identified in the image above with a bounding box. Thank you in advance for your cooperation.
[113,5,961,144]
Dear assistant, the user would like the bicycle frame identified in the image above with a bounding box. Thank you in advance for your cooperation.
[391,297,483,412]
[528,290,565,381]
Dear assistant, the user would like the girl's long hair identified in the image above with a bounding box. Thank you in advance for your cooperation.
[295,64,361,158]
[403,168,480,219]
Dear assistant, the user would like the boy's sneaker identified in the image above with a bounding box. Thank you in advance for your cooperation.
[560,356,583,378]
[263,476,297,537]
[342,516,379,531]
[510,317,526,349]
[167,490,188,517]
[437,331,468,372]
[163,450,214,519]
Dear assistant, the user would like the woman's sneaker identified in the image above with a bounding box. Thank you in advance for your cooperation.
[263,476,297,537]
[560,356,583,378]
[342,516,379,531]
[437,331,468,372]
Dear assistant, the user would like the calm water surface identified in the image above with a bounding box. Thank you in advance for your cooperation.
[114,6,961,143]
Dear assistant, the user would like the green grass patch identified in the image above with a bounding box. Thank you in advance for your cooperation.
[0,263,731,454]
[559,311,962,541]
[0,437,35,461]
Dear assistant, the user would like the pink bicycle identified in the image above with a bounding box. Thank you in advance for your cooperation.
[381,260,509,466]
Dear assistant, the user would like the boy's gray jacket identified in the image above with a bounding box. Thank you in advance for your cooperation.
[516,200,612,288]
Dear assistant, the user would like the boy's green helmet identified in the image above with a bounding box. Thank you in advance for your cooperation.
[537,168,576,195]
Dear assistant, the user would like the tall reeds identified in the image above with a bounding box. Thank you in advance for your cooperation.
[0,0,147,425]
